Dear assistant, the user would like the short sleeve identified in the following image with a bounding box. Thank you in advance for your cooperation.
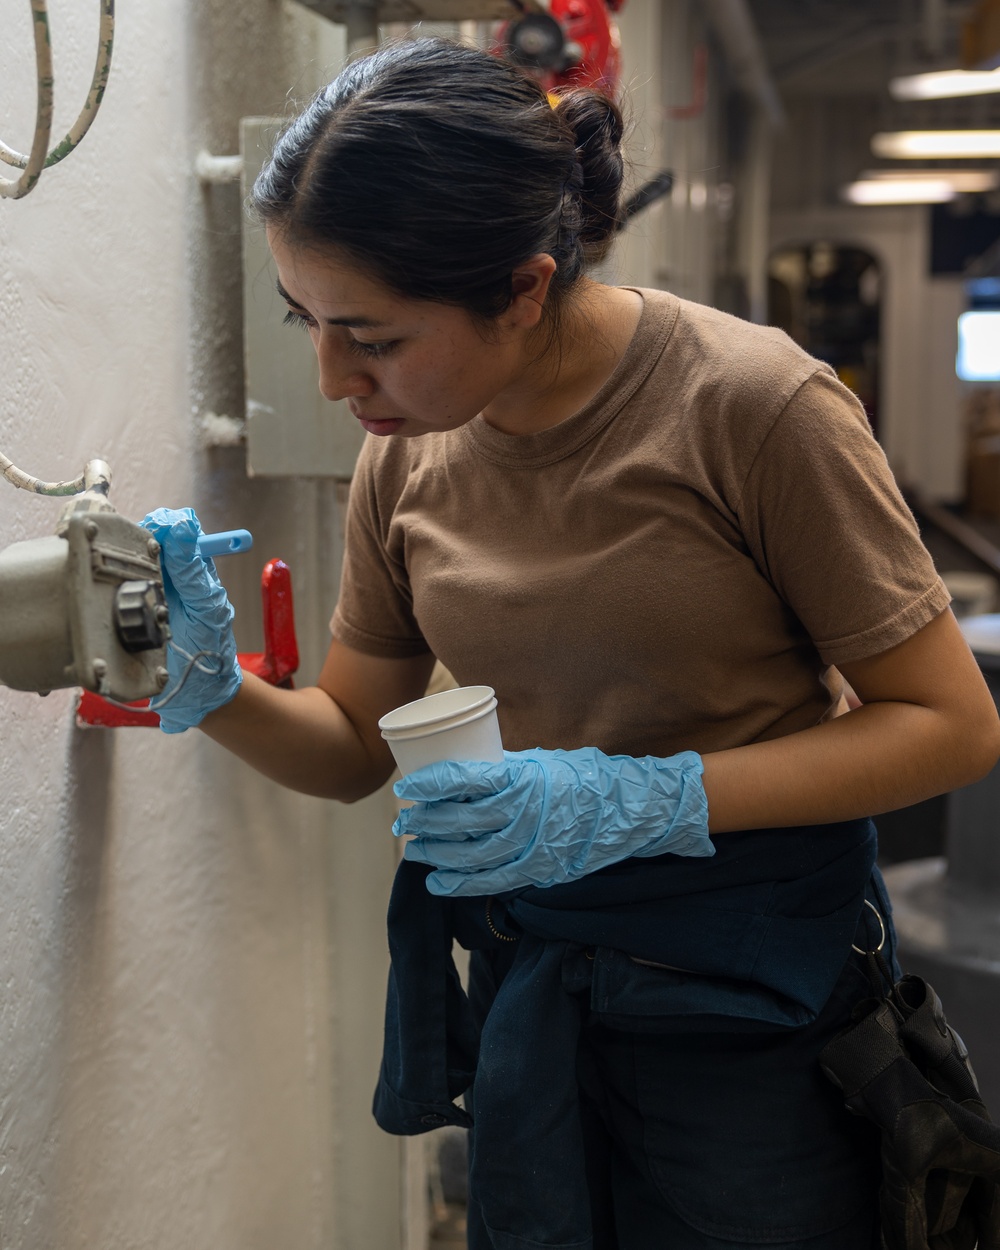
[738,369,950,666]
[330,441,432,658]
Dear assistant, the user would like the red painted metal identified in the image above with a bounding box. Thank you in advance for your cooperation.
[495,0,625,98]
[76,688,160,728]
[75,557,300,728]
[240,559,299,688]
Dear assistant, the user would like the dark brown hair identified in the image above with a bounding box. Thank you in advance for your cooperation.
[251,38,624,321]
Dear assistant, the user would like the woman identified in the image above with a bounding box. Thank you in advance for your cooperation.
[144,37,1000,1250]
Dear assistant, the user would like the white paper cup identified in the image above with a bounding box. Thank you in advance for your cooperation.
[378,684,504,777]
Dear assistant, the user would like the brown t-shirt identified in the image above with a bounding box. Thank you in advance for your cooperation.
[331,288,949,758]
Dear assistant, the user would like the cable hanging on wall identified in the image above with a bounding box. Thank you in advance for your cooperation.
[0,0,115,201]
[0,449,101,497]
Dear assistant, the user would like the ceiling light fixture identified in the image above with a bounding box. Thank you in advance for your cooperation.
[889,68,1000,99]
[871,131,1000,158]
[858,169,1000,192]
[842,179,959,204]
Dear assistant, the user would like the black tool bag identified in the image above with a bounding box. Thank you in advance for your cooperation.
[820,939,1000,1249]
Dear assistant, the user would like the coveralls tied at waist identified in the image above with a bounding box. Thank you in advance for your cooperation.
[373,819,880,1250]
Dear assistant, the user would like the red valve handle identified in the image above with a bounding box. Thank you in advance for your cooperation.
[76,558,300,729]
[238,559,299,687]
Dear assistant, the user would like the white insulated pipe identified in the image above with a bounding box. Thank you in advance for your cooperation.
[195,151,244,184]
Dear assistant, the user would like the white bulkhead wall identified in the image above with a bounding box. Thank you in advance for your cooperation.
[0,3,402,1249]
[610,0,726,305]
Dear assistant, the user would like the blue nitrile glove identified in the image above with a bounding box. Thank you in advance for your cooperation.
[392,747,713,897]
[140,507,242,734]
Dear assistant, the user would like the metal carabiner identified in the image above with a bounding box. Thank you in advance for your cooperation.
[852,897,887,955]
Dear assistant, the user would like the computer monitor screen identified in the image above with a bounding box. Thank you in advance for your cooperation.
[957,311,1000,381]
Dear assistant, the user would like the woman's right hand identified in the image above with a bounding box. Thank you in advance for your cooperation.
[140,507,243,734]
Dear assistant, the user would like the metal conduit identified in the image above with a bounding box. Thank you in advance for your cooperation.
[0,0,115,200]
[700,0,786,128]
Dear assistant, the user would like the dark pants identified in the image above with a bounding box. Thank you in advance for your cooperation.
[465,914,895,1249]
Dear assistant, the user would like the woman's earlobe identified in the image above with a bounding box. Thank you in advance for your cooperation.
[507,292,546,332]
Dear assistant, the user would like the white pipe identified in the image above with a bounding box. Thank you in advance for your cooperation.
[0,0,115,199]
[0,0,54,199]
[700,0,785,128]
[0,450,103,497]
[195,151,244,184]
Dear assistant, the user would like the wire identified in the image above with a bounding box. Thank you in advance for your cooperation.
[97,645,225,715]
[0,454,85,495]
[0,0,115,201]
[1,450,85,495]
[0,0,53,200]
[148,646,225,712]
[1,453,110,497]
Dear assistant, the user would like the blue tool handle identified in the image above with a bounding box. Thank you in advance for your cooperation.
[196,529,253,557]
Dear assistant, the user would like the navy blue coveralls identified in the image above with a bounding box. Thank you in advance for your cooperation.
[374,818,898,1250]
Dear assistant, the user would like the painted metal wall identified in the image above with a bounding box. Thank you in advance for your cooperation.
[0,3,404,1247]
[605,0,725,305]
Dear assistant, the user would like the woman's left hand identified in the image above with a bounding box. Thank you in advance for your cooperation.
[140,507,243,733]
[392,747,713,896]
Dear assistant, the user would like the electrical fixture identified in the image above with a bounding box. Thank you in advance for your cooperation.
[871,131,1000,158]
[0,456,170,701]
[890,68,1000,99]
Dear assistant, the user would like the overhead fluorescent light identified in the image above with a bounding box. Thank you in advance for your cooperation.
[872,131,1000,158]
[890,68,1000,100]
[873,131,1000,159]
[859,169,1000,192]
[842,179,958,204]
